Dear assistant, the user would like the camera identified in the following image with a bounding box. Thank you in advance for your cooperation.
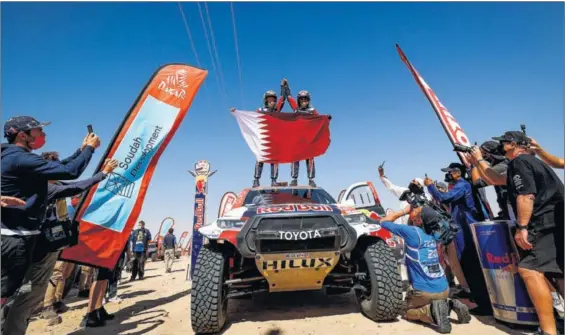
[452,143,473,154]
[399,184,459,246]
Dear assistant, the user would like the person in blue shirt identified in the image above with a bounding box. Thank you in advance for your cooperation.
[424,164,493,316]
[129,221,152,281]
[1,116,99,323]
[380,206,470,333]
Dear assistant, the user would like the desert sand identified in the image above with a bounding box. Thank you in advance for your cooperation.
[26,256,533,335]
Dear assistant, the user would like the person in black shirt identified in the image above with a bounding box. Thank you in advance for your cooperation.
[493,130,564,335]
[468,140,511,219]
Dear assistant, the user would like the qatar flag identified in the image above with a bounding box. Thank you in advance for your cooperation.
[232,110,331,164]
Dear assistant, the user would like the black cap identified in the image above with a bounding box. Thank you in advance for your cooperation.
[421,207,441,226]
[4,116,50,138]
[492,131,529,146]
[480,140,505,161]
[441,162,466,174]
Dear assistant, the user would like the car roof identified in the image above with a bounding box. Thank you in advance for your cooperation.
[249,185,321,191]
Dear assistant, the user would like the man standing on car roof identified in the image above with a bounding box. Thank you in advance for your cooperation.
[231,80,286,188]
[283,79,320,188]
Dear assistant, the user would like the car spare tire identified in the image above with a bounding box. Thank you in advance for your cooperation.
[357,239,404,321]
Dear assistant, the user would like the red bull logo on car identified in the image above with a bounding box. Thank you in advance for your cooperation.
[257,204,334,215]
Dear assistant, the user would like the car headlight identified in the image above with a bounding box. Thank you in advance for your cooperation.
[344,214,367,225]
[217,219,246,229]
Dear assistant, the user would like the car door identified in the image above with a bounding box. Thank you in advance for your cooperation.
[339,181,386,218]
[340,182,402,251]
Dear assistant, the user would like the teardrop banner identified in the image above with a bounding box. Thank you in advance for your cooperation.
[218,191,237,217]
[60,64,207,270]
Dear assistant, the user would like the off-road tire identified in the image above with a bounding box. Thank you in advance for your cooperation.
[357,239,404,321]
[190,245,228,334]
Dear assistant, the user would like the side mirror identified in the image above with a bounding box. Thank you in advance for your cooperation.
[342,198,355,207]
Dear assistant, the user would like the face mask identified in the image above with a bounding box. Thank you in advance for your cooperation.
[28,134,46,150]
[444,173,453,183]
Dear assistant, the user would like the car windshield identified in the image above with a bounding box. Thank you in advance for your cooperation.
[244,188,336,206]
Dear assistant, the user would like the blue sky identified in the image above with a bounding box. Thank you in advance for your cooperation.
[2,2,564,235]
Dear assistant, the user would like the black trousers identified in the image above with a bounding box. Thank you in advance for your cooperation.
[130,252,146,280]
[1,235,37,299]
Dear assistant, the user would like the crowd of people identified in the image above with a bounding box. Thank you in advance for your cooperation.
[376,130,564,335]
[0,116,180,333]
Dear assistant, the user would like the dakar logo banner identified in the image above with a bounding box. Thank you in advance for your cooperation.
[396,44,471,167]
[61,64,207,270]
[218,191,237,217]
[232,110,331,164]
[178,231,189,247]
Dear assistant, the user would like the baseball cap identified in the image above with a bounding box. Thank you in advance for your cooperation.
[441,162,466,174]
[492,131,529,145]
[4,116,51,138]
[480,140,505,161]
[421,206,441,226]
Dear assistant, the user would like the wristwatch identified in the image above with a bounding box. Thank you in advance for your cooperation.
[516,224,528,231]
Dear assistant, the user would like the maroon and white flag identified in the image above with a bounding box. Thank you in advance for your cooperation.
[218,192,237,217]
[232,110,331,164]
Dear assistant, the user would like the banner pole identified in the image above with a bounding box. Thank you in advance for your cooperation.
[188,160,215,280]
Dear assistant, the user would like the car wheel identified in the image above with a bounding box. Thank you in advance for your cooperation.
[356,239,404,321]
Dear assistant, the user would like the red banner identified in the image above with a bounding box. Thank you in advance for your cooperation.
[60,64,207,269]
[396,44,471,167]
[396,44,493,219]
[232,110,331,164]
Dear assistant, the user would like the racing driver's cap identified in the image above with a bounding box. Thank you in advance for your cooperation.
[4,116,51,138]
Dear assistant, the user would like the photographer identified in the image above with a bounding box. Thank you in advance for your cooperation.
[4,156,118,335]
[467,140,511,219]
[1,116,99,329]
[493,131,564,335]
[378,164,430,224]
[380,206,470,334]
[425,165,493,316]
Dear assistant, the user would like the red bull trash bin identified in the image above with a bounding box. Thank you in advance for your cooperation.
[470,220,539,326]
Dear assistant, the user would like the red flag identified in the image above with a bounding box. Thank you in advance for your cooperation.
[232,110,331,164]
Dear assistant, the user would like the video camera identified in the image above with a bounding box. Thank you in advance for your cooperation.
[399,182,459,246]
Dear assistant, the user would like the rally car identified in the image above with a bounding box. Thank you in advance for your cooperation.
[191,183,404,334]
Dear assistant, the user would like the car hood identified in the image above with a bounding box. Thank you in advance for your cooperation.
[221,203,362,219]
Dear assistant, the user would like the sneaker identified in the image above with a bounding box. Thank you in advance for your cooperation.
[308,179,317,187]
[105,296,122,304]
[449,299,471,324]
[40,306,62,326]
[97,306,115,321]
[80,311,105,328]
[271,179,277,187]
[53,301,69,314]
[290,179,298,186]
[431,300,452,334]
[252,179,260,188]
